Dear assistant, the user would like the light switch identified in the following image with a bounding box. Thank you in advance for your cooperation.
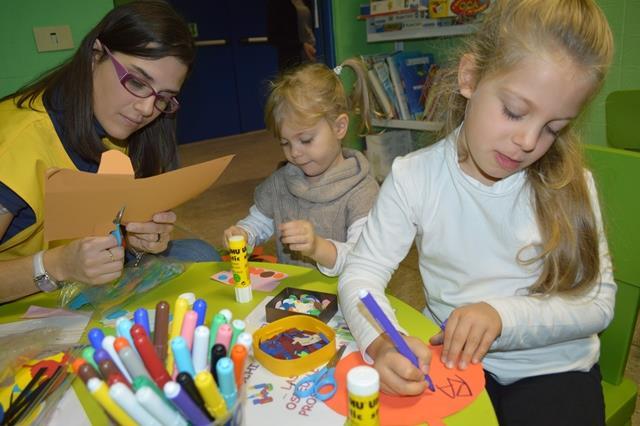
[33,25,74,52]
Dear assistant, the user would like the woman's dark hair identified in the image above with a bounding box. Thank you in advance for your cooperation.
[5,0,195,177]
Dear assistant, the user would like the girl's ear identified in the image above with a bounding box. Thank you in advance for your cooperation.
[458,54,478,99]
[333,113,349,139]
[91,39,103,69]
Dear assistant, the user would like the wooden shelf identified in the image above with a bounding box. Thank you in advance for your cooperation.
[367,23,476,42]
[372,118,443,131]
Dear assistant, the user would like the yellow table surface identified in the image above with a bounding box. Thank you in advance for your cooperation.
[0,262,498,426]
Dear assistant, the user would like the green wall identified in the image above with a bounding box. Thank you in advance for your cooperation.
[331,0,640,148]
[0,0,113,97]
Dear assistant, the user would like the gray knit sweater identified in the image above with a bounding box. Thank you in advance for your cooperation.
[254,148,379,268]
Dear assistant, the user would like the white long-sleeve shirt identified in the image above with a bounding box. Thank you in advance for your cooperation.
[338,131,616,385]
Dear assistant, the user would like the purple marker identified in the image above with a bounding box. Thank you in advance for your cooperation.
[163,381,211,426]
[88,328,105,351]
[134,308,151,337]
[93,348,112,365]
[359,289,435,392]
[193,299,207,327]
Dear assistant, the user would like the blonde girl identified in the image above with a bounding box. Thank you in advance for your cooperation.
[338,1,615,424]
[224,60,379,276]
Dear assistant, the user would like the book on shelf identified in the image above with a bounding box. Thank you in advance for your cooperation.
[361,53,402,119]
[391,51,436,119]
[366,69,395,119]
[385,53,411,120]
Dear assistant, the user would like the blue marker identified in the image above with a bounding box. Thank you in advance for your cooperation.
[116,317,136,349]
[359,289,436,392]
[215,357,237,409]
[88,327,106,351]
[134,308,151,338]
[171,336,196,377]
[193,299,207,327]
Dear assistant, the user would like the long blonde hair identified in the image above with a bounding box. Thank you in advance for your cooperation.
[264,59,375,138]
[434,0,613,295]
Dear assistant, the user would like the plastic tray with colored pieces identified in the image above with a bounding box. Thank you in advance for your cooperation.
[253,315,336,377]
[265,287,338,323]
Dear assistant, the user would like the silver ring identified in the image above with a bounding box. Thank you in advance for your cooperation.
[107,249,114,261]
[156,233,161,242]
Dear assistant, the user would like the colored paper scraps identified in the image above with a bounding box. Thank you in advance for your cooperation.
[211,267,288,292]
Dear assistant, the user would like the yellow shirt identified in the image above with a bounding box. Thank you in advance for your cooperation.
[0,96,125,260]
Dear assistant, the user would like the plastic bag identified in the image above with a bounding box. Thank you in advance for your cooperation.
[58,254,187,319]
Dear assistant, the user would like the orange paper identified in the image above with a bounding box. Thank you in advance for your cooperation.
[324,346,485,426]
[44,150,234,242]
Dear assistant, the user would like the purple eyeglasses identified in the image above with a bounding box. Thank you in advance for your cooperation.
[101,42,180,114]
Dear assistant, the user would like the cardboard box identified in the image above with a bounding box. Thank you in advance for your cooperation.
[265,287,338,323]
[366,130,415,181]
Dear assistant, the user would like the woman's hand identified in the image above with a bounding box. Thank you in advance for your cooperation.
[367,334,432,396]
[125,211,175,254]
[223,226,249,249]
[50,235,124,285]
[429,302,502,370]
[279,220,317,257]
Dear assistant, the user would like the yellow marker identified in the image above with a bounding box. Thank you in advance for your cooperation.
[228,235,253,303]
[86,378,136,426]
[347,366,380,426]
[195,370,229,420]
[166,296,190,374]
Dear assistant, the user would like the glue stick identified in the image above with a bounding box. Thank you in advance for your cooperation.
[347,366,380,426]
[228,235,253,303]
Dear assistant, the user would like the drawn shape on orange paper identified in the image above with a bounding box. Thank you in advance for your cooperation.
[323,345,485,426]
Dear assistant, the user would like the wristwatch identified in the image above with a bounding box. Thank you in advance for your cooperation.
[33,250,60,292]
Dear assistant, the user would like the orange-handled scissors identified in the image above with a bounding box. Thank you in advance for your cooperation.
[294,344,346,401]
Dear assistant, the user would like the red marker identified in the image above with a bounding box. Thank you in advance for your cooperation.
[107,372,130,388]
[131,324,171,388]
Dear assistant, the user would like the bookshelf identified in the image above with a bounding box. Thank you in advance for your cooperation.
[371,118,442,131]
[367,23,476,43]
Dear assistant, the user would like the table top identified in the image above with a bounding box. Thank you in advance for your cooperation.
[0,261,498,426]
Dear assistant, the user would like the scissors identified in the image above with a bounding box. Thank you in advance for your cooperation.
[111,206,126,246]
[294,344,347,401]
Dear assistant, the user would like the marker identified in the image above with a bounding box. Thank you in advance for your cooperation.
[192,326,210,374]
[194,371,228,420]
[102,335,132,382]
[230,344,248,387]
[93,348,112,366]
[180,310,198,350]
[178,292,196,306]
[193,299,207,327]
[216,357,237,409]
[210,344,226,384]
[107,371,130,389]
[167,297,190,375]
[88,327,105,351]
[154,301,170,363]
[116,317,136,349]
[230,319,245,347]
[359,289,435,392]
[74,361,100,384]
[164,381,211,426]
[171,336,195,377]
[97,359,121,383]
[132,376,166,403]
[236,332,253,356]
[114,337,151,381]
[176,372,208,418]
[218,308,232,323]
[134,308,152,338]
[136,386,187,426]
[81,346,99,371]
[215,324,232,352]
[208,313,227,357]
[131,324,172,388]
[86,378,136,426]
[109,382,161,426]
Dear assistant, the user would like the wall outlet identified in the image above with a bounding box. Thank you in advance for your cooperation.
[33,25,74,52]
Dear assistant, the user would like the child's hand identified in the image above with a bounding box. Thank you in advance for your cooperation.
[278,220,317,257]
[223,226,249,249]
[367,333,432,396]
[429,302,502,370]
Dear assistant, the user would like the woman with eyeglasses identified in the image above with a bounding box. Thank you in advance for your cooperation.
[0,0,220,302]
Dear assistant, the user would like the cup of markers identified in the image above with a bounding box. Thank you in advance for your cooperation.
[74,293,252,426]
